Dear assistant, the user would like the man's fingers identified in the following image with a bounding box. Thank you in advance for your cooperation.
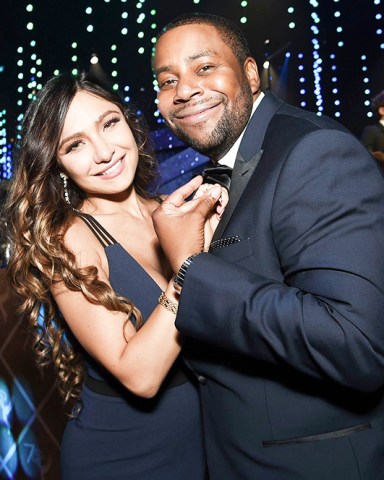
[163,176,203,207]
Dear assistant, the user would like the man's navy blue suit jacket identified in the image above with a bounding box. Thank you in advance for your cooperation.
[176,92,384,480]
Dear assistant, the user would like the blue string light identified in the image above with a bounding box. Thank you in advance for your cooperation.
[1,0,383,182]
[308,0,324,115]
[373,0,384,49]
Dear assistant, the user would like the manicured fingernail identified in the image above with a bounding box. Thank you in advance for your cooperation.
[210,186,221,199]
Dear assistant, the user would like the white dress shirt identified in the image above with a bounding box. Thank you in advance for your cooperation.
[219,91,265,168]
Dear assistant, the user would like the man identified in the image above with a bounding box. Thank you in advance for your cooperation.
[152,13,384,480]
[361,90,384,166]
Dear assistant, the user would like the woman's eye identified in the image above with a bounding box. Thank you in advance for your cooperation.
[104,116,120,129]
[65,140,83,154]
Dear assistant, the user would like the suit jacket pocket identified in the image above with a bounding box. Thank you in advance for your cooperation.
[213,237,253,262]
[262,422,371,447]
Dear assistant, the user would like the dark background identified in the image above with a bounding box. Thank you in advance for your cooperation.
[0,0,383,182]
[0,2,383,478]
[0,1,382,121]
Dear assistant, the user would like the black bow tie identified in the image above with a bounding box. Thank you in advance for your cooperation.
[201,164,233,190]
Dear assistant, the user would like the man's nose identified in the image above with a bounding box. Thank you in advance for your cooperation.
[174,76,203,103]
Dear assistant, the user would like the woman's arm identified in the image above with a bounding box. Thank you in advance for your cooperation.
[52,219,181,399]
[52,179,226,399]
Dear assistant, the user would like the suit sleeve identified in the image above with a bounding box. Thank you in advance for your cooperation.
[175,129,384,392]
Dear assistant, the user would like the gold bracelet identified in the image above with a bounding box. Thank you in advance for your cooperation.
[158,292,178,315]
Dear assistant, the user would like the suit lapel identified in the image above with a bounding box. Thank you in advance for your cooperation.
[212,91,283,241]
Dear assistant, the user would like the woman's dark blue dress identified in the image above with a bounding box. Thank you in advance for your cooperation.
[60,215,206,479]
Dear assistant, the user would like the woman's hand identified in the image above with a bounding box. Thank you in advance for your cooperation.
[194,183,229,251]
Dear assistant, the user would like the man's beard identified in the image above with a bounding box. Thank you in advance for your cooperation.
[170,81,254,161]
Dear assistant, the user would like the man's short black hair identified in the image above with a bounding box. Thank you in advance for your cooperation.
[155,12,253,66]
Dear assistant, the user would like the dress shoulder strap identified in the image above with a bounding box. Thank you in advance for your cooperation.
[78,213,118,248]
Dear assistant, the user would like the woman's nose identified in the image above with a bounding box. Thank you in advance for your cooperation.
[93,137,115,163]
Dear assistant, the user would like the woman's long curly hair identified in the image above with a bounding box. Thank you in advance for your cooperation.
[5,72,158,407]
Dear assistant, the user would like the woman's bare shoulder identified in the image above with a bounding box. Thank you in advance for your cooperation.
[63,216,106,270]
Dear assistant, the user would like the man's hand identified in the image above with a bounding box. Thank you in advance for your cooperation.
[152,176,223,272]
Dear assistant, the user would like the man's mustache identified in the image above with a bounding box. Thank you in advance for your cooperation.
[170,96,223,120]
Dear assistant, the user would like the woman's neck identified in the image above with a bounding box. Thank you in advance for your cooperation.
[80,187,152,218]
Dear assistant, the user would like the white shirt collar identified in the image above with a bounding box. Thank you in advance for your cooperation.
[380,119,384,128]
[219,91,265,168]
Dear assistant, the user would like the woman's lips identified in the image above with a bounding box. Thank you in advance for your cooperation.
[96,158,124,178]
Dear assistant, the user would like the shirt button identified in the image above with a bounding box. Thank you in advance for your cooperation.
[197,375,207,385]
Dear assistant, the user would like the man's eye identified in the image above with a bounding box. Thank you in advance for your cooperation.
[199,65,214,73]
[160,78,177,88]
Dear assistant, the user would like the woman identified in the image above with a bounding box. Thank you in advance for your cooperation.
[5,72,225,479]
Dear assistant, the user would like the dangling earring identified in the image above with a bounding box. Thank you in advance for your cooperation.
[59,173,70,205]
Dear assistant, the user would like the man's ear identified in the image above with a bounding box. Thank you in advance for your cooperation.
[244,57,260,97]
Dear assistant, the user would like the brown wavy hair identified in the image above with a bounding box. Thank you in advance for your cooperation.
[5,72,158,406]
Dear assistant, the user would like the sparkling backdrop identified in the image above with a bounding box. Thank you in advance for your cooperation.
[0,2,383,478]
[0,0,383,186]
